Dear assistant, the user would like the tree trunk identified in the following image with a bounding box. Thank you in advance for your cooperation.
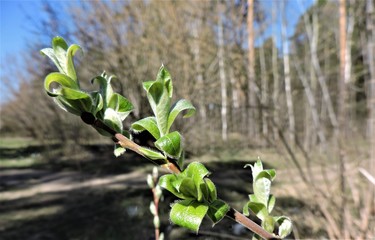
[338,0,349,238]
[259,44,269,139]
[247,0,258,140]
[271,3,279,141]
[281,1,296,144]
[218,3,228,141]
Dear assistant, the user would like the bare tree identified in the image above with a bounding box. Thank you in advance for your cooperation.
[218,2,228,141]
[281,0,296,143]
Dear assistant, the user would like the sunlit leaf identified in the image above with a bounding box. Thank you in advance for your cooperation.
[167,99,196,132]
[108,93,133,120]
[159,174,186,199]
[44,72,79,97]
[207,199,230,224]
[138,147,166,162]
[274,216,293,238]
[155,131,182,159]
[131,117,161,140]
[103,108,123,133]
[178,177,198,200]
[170,199,208,233]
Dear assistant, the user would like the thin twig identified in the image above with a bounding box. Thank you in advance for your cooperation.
[358,168,375,185]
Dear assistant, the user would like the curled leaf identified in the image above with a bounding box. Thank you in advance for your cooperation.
[170,199,208,233]
[167,99,196,132]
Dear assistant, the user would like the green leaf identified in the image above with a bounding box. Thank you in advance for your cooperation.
[245,201,268,221]
[204,178,217,201]
[183,162,210,179]
[253,175,272,207]
[114,144,126,157]
[274,216,292,238]
[156,65,173,98]
[108,93,134,120]
[170,199,208,233]
[267,195,276,213]
[40,37,67,75]
[144,66,173,136]
[262,216,275,233]
[103,108,123,133]
[40,37,82,81]
[207,199,230,224]
[178,177,198,200]
[167,99,196,132]
[155,131,182,159]
[159,174,187,199]
[131,117,161,140]
[66,43,82,81]
[147,81,170,135]
[90,92,104,115]
[44,72,79,97]
[91,73,114,106]
[138,147,166,162]
[53,96,82,116]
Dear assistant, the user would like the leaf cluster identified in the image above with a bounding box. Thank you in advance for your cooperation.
[159,162,229,233]
[41,37,133,138]
[41,37,291,239]
[243,160,292,239]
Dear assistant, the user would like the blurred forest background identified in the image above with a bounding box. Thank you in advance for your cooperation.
[0,0,374,239]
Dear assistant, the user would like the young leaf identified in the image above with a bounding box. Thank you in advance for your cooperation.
[204,178,217,202]
[253,175,272,207]
[108,93,134,120]
[114,144,126,157]
[40,37,82,81]
[159,174,186,199]
[267,195,276,213]
[244,201,268,221]
[44,72,79,97]
[167,99,196,132]
[274,216,293,238]
[178,177,198,200]
[155,131,182,159]
[170,199,209,233]
[207,199,230,224]
[147,81,171,135]
[262,216,275,233]
[66,43,82,81]
[91,73,114,106]
[131,117,160,140]
[184,162,210,180]
[138,147,166,162]
[103,108,123,133]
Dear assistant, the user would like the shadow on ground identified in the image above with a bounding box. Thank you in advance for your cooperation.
[0,145,311,239]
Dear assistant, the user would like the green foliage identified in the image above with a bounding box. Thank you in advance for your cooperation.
[159,162,229,232]
[131,66,195,167]
[243,159,292,238]
[41,37,134,140]
[41,37,291,239]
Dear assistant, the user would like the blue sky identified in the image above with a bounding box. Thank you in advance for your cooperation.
[1,0,43,60]
[0,0,313,103]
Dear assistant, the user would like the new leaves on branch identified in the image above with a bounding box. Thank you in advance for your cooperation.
[243,160,292,238]
[159,162,229,232]
[41,36,291,239]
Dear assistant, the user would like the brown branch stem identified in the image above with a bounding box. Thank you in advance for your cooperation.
[86,117,278,239]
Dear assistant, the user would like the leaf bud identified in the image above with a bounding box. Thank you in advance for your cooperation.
[147,174,154,188]
[153,215,160,228]
[149,201,157,215]
[155,185,163,199]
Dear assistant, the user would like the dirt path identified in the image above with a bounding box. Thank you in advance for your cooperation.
[0,168,147,202]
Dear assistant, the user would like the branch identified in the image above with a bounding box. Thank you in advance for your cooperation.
[359,168,375,185]
[84,115,279,240]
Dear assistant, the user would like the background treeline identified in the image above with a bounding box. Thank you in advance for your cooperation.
[0,0,374,238]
